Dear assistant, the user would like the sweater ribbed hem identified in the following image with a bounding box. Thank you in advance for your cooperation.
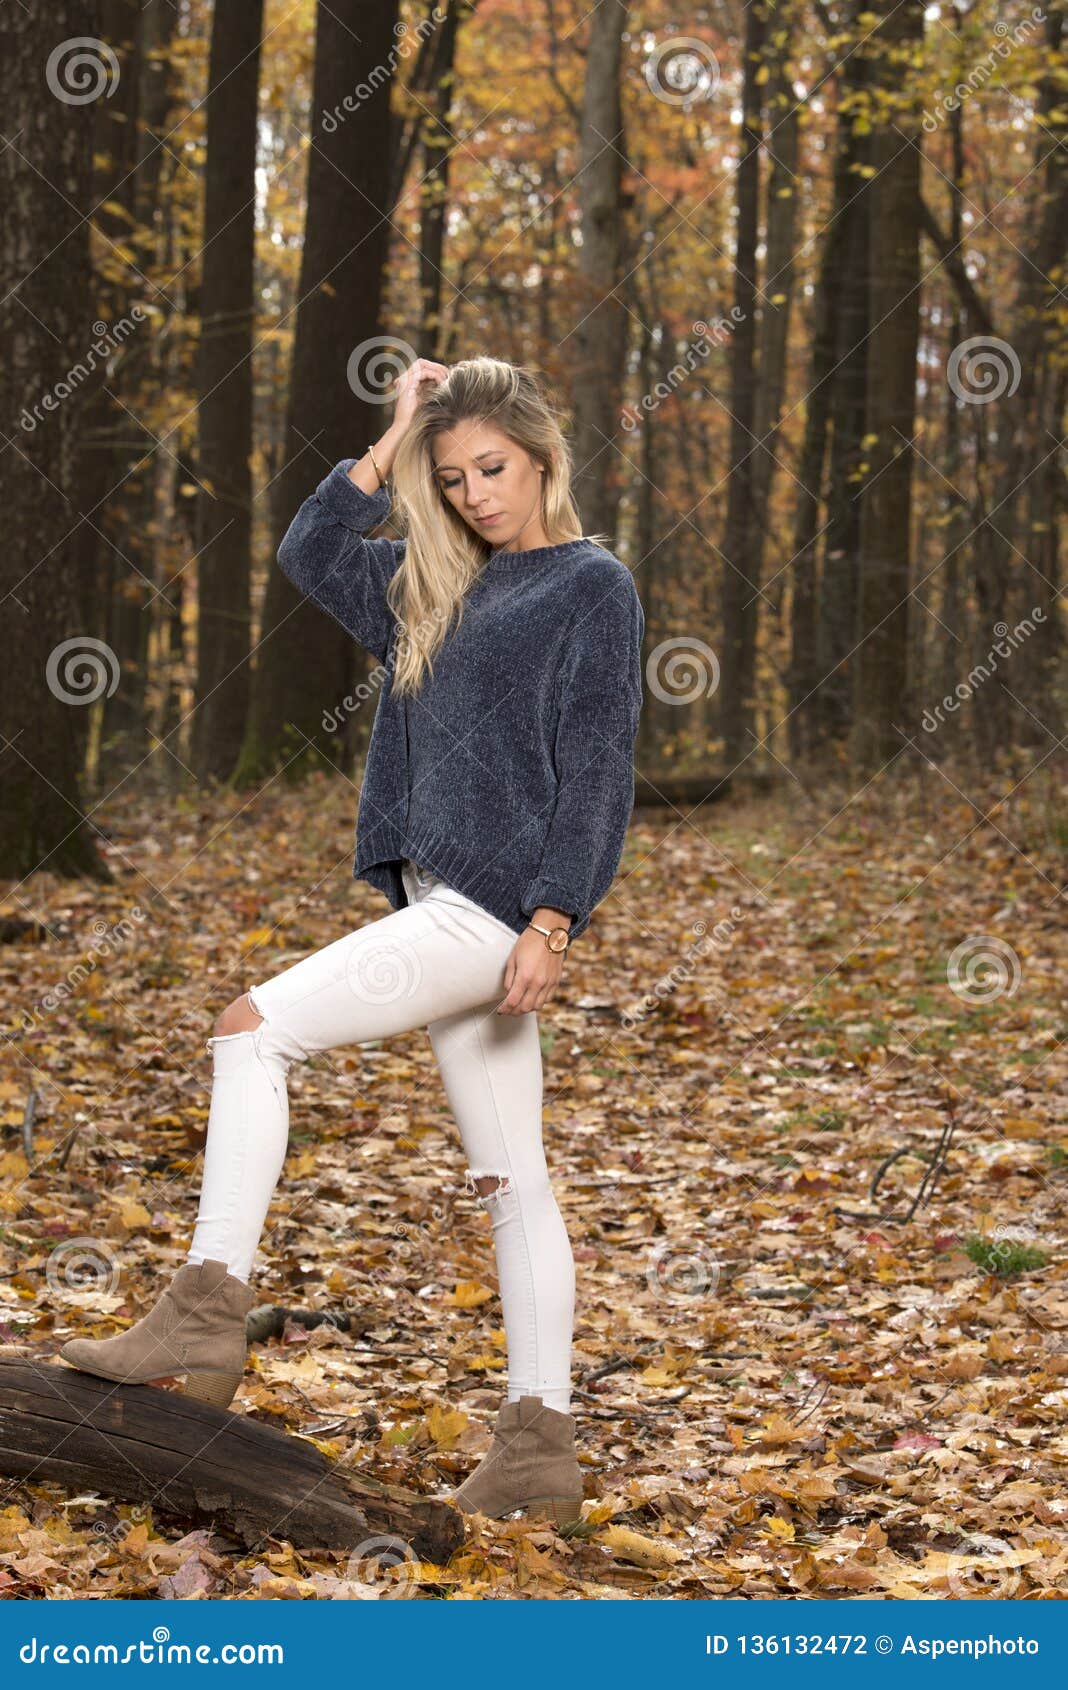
[353,817,593,942]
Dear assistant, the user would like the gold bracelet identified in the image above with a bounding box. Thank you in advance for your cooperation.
[367,442,387,489]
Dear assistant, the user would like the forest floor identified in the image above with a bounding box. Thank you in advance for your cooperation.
[1,759,1065,1599]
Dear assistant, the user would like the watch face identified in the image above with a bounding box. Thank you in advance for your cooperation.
[548,929,569,953]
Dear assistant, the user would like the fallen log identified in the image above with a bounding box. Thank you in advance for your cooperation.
[634,773,733,808]
[0,1360,464,1563]
[633,770,780,808]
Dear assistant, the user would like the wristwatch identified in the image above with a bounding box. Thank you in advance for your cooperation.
[528,921,571,955]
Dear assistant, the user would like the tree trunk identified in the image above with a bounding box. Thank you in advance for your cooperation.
[852,0,925,770]
[93,0,155,782]
[192,0,264,782]
[571,0,628,542]
[417,0,461,361]
[720,0,766,766]
[239,0,401,785]
[0,4,111,881]
[819,4,871,743]
[0,1363,464,1563]
[787,179,842,761]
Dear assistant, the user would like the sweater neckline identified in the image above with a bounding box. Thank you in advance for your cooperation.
[480,536,592,570]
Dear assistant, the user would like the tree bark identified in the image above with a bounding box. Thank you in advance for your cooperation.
[0,3,111,881]
[571,0,628,542]
[0,1363,464,1562]
[852,0,925,770]
[819,2,871,743]
[240,0,401,785]
[720,0,766,766]
[417,0,461,362]
[192,0,264,782]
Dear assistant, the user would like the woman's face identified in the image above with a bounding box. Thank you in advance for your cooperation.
[430,420,547,552]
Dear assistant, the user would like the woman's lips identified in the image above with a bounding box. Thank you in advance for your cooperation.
[476,513,504,525]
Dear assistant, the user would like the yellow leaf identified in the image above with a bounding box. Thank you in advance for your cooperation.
[446,1281,493,1308]
[745,1412,810,1447]
[117,1200,153,1230]
[424,1403,469,1447]
[241,926,275,952]
[763,1516,796,1541]
[597,1525,684,1568]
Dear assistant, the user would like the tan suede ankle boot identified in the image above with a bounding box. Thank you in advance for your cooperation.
[57,1258,255,1410]
[451,1395,584,1524]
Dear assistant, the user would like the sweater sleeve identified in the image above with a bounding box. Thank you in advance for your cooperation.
[520,564,645,942]
[276,459,404,662]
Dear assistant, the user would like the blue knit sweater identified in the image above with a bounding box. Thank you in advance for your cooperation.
[277,460,644,942]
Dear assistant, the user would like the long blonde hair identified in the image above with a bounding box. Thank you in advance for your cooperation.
[385,357,595,696]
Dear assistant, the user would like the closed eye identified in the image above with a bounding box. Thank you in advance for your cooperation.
[440,464,505,490]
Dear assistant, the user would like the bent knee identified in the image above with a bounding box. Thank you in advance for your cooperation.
[213,991,264,1039]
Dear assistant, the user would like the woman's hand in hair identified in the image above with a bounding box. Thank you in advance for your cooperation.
[495,929,565,1016]
[390,357,449,435]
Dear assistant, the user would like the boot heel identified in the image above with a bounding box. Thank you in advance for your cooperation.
[524,1496,583,1525]
[180,1369,242,1409]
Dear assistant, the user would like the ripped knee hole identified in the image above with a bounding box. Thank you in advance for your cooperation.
[464,1170,513,1202]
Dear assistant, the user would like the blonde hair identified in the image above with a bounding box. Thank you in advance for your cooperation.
[385,357,599,696]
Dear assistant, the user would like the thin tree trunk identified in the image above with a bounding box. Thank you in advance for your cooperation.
[852,0,925,770]
[819,4,871,743]
[192,0,264,781]
[417,0,461,361]
[571,0,628,541]
[720,0,766,766]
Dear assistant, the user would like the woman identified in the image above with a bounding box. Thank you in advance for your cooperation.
[57,356,645,1525]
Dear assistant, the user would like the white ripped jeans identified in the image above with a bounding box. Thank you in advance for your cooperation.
[191,859,575,1412]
